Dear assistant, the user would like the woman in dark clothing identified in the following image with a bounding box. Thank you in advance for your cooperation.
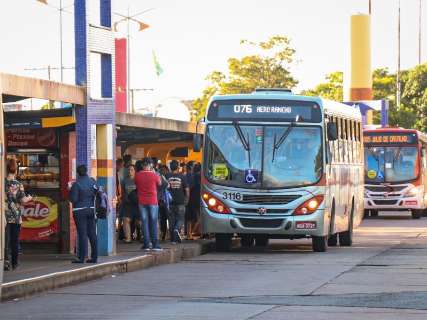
[187,163,201,239]
[69,165,98,264]
[4,159,32,270]
[122,165,140,242]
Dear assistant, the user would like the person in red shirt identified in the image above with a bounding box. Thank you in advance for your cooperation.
[134,157,162,251]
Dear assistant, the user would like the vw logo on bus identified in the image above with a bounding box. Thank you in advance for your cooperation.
[257,207,267,215]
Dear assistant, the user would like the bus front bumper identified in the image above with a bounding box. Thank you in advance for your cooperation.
[201,207,329,237]
[364,197,423,210]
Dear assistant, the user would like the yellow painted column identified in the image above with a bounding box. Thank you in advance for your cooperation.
[349,14,373,124]
[96,124,115,255]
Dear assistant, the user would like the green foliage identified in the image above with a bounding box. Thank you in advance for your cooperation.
[302,64,427,131]
[193,36,298,118]
[301,72,343,101]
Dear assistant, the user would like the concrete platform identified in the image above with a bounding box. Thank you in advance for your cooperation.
[1,240,214,301]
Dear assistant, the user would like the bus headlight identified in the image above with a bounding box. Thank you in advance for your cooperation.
[293,195,324,215]
[202,192,231,214]
[405,186,423,198]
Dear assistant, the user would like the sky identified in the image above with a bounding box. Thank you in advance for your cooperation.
[0,0,425,109]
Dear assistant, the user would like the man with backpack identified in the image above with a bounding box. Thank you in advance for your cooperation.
[69,165,99,264]
[166,160,190,244]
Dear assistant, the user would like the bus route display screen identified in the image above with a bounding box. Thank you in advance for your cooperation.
[363,132,418,145]
[207,99,322,122]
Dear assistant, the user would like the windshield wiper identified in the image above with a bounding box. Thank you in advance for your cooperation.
[233,121,251,166]
[272,115,300,162]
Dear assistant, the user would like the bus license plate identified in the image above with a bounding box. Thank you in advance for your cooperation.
[296,222,317,230]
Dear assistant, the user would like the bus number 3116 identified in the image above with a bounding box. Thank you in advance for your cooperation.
[223,192,242,201]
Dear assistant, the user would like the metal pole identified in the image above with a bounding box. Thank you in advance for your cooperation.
[396,0,401,108]
[127,7,131,113]
[131,89,135,113]
[369,0,372,14]
[48,65,51,80]
[59,0,64,82]
[419,0,422,65]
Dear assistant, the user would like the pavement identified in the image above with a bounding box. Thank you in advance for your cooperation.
[1,239,214,301]
[2,211,427,319]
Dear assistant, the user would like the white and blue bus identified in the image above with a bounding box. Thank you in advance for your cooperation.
[196,89,364,252]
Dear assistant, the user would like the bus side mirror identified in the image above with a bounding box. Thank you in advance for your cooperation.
[193,134,202,152]
[327,122,338,141]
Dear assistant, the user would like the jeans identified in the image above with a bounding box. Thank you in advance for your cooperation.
[168,205,185,242]
[73,209,98,262]
[5,223,21,268]
[139,204,160,249]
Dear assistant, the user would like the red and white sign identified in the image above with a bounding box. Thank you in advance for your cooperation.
[6,128,57,148]
[20,196,58,241]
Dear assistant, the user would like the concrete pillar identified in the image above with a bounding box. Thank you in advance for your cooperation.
[74,0,116,256]
[349,14,373,124]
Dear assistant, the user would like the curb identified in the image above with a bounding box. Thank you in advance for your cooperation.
[1,240,214,302]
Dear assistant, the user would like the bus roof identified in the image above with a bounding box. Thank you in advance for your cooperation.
[208,93,361,121]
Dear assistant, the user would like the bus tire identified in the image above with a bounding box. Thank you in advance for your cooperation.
[411,210,422,219]
[327,233,338,246]
[241,235,254,247]
[312,236,327,252]
[340,202,354,246]
[215,234,232,252]
[255,235,269,247]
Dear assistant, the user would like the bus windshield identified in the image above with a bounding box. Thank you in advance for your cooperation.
[364,146,419,183]
[205,124,322,188]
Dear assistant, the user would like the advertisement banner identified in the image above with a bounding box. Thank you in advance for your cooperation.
[6,128,57,148]
[20,196,59,241]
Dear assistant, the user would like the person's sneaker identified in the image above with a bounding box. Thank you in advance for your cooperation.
[152,247,163,252]
[171,241,177,245]
[141,246,151,251]
[174,230,182,243]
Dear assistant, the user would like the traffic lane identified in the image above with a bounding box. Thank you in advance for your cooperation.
[0,294,274,320]
[254,306,427,320]
[1,216,427,320]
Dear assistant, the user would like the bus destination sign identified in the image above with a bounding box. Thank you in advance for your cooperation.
[207,99,321,122]
[363,132,417,145]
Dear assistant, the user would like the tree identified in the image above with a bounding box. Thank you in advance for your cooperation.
[302,65,427,130]
[301,72,343,101]
[401,64,427,131]
[193,36,298,118]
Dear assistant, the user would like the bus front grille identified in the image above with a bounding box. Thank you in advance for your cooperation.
[365,185,406,192]
[239,218,284,229]
[373,199,399,205]
[237,194,301,205]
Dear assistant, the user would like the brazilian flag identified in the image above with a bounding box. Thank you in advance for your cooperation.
[152,50,163,76]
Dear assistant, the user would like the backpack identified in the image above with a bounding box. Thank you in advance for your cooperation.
[90,178,109,219]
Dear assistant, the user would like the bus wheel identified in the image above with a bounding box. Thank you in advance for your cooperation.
[215,234,232,252]
[255,235,269,247]
[241,235,254,247]
[411,210,422,219]
[312,236,327,252]
[327,234,338,246]
[340,204,354,246]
